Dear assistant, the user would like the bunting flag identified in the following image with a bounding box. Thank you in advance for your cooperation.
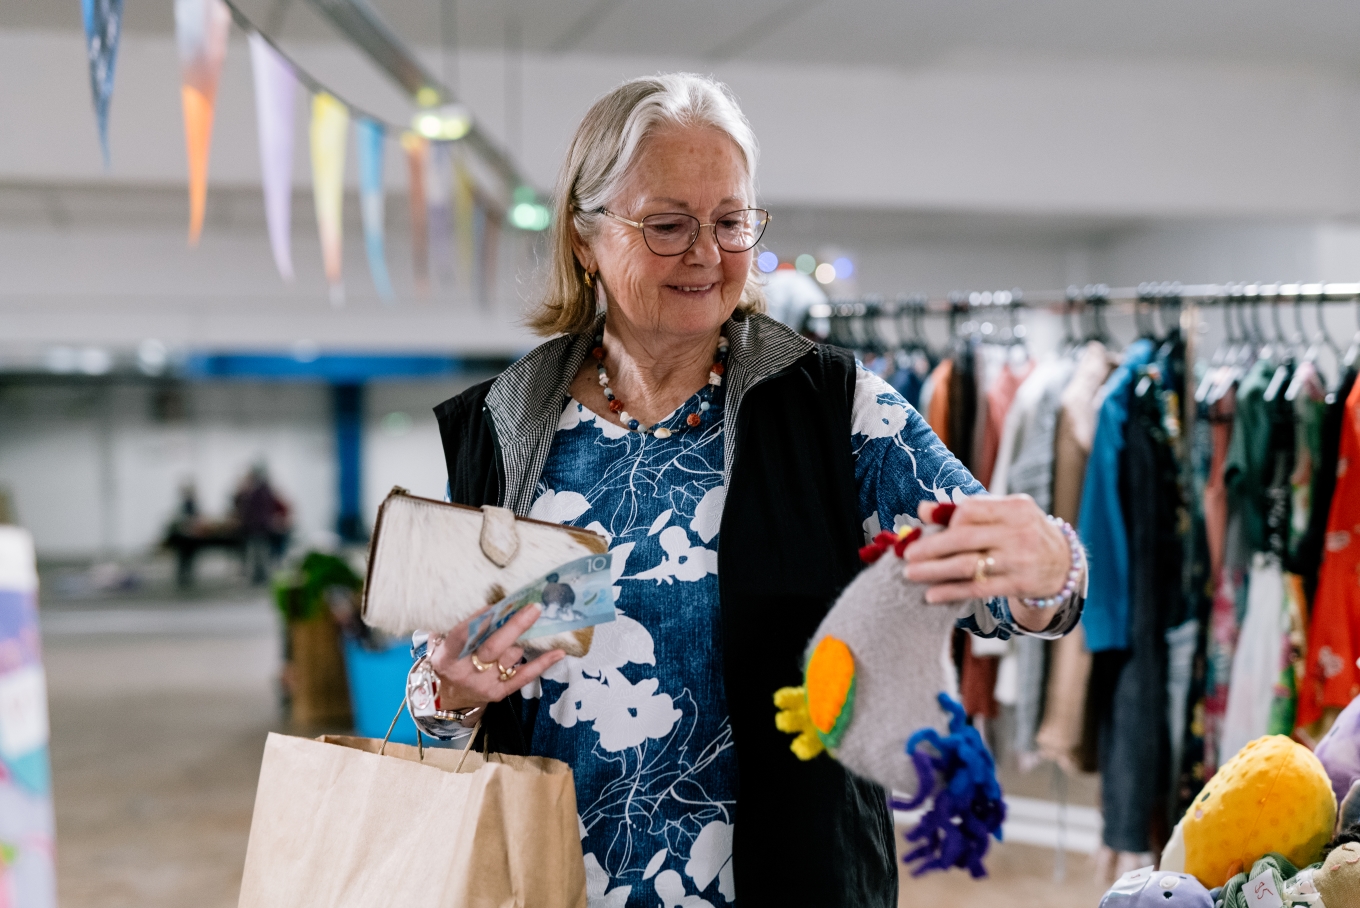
[310,92,349,305]
[400,132,429,296]
[357,118,394,302]
[174,0,230,245]
[82,0,123,167]
[248,34,298,281]
[453,150,477,292]
[426,140,453,287]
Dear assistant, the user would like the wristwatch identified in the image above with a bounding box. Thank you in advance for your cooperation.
[407,654,483,723]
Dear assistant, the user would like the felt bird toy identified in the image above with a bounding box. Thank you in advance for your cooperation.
[773,503,1006,877]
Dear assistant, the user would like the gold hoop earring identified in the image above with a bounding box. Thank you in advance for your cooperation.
[583,271,593,288]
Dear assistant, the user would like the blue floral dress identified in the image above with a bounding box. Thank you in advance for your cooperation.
[518,367,1029,907]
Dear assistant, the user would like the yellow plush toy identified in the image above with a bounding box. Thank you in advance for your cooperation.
[1179,735,1336,888]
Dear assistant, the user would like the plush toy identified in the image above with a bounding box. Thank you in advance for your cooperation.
[1211,854,1301,908]
[1177,735,1336,888]
[1097,867,1213,908]
[1314,696,1360,808]
[1314,841,1360,906]
[773,504,1006,877]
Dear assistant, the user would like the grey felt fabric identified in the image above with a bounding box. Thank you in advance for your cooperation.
[807,526,975,796]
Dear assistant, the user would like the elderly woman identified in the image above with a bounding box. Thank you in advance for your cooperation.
[423,74,1083,907]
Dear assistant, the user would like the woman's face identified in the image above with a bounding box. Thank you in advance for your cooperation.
[578,125,754,344]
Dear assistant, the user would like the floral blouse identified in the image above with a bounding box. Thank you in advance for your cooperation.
[512,366,1058,907]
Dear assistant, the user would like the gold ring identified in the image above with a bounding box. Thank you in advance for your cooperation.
[498,662,517,682]
[469,653,491,673]
[974,555,996,584]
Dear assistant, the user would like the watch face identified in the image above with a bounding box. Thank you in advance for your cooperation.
[407,657,439,717]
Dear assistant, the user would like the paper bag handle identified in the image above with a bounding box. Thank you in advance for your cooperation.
[379,695,483,771]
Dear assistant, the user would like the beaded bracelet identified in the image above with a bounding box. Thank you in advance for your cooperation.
[1021,515,1085,610]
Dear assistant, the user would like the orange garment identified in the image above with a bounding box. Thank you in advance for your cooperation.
[926,358,953,448]
[977,360,1034,488]
[1297,377,1360,731]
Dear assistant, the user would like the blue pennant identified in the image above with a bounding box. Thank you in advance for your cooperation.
[82,0,124,167]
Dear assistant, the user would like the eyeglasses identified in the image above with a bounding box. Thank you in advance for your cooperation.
[598,207,771,257]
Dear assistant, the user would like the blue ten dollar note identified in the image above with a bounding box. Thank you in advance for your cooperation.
[459,553,615,658]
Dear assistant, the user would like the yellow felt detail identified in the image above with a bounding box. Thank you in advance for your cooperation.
[773,686,825,760]
[806,636,856,736]
[1181,735,1337,888]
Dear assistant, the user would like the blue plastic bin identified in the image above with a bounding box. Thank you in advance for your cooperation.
[342,637,421,745]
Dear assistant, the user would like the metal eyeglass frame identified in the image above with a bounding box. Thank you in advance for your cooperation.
[597,207,771,256]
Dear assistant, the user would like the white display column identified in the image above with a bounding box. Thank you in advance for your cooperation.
[0,526,55,908]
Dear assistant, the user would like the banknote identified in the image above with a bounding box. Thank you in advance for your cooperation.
[459,552,615,658]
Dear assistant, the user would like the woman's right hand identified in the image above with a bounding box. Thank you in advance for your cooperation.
[427,603,566,713]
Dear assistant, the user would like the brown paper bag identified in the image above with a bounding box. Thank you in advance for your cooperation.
[237,732,587,908]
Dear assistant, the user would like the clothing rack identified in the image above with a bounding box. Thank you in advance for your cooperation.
[809,279,1360,877]
[808,281,1360,316]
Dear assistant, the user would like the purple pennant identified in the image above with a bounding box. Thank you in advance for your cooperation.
[426,141,453,287]
[248,33,298,281]
[82,0,123,166]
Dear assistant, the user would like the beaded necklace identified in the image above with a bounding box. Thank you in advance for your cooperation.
[592,333,728,438]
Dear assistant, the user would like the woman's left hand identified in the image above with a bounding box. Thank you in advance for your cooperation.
[902,495,1075,631]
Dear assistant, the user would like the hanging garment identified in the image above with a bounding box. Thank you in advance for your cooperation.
[1203,390,1235,581]
[1173,387,1221,815]
[992,359,1074,505]
[1079,338,1156,653]
[1268,572,1309,737]
[1165,618,1199,819]
[990,359,1074,760]
[1224,358,1276,555]
[1096,368,1181,854]
[1036,342,1118,771]
[925,358,953,447]
[1218,553,1289,764]
[977,359,1036,489]
[1297,375,1360,735]
[947,342,978,468]
[1289,361,1328,563]
[1263,363,1297,560]
[1295,367,1357,602]
[1202,512,1250,775]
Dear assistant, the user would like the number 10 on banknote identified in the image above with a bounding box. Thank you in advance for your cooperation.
[459,553,615,659]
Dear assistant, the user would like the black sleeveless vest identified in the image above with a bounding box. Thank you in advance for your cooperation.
[434,344,896,906]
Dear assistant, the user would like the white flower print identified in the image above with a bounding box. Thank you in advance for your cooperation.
[562,400,632,439]
[628,526,718,584]
[585,853,632,908]
[691,486,726,544]
[541,607,682,751]
[852,368,910,440]
[655,870,716,908]
[862,510,882,542]
[685,821,735,902]
[552,667,683,752]
[530,488,592,524]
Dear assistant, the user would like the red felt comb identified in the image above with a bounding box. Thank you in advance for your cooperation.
[928,503,956,526]
[857,503,955,565]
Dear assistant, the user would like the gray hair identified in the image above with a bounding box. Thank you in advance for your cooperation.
[526,73,766,336]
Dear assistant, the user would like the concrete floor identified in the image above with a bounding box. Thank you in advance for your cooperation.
[39,561,1109,908]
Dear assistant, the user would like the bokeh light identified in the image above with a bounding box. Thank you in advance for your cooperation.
[795,254,816,274]
[757,251,779,273]
[814,262,836,284]
[833,257,854,280]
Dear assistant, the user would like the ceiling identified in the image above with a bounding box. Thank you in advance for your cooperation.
[6,0,1360,74]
